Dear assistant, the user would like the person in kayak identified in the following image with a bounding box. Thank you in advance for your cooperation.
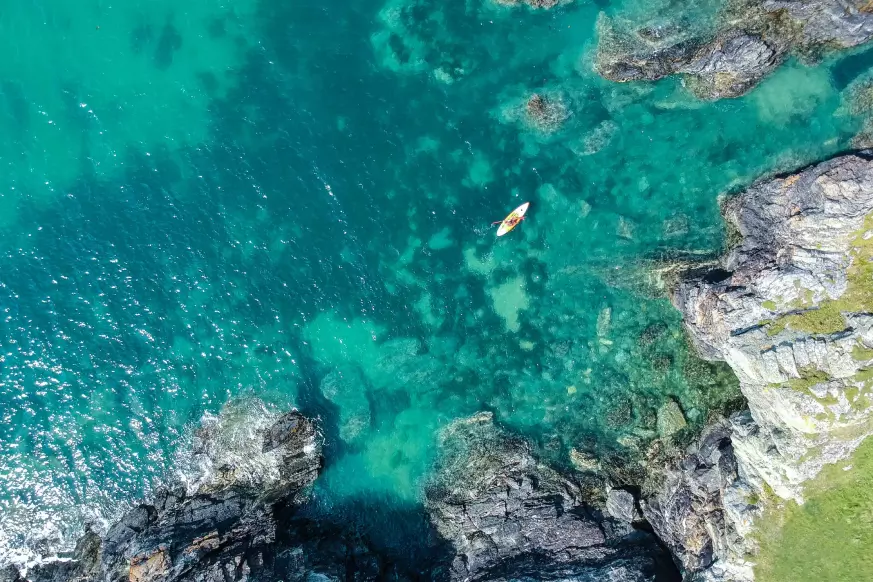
[494,202,530,237]
[492,215,525,227]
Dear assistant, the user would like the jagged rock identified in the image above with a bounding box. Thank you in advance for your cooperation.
[662,151,873,579]
[9,407,678,582]
[20,406,323,582]
[176,401,321,499]
[0,565,20,582]
[425,412,674,581]
[596,0,873,99]
[641,421,757,581]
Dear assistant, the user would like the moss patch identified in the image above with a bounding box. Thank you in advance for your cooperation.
[765,318,788,336]
[773,366,831,393]
[755,436,873,582]
[855,368,873,386]
[788,287,815,309]
[765,213,873,336]
[762,300,777,311]
[852,342,873,362]
[773,301,847,335]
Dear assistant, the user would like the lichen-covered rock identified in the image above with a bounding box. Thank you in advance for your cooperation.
[425,412,673,581]
[596,0,873,99]
[664,151,873,579]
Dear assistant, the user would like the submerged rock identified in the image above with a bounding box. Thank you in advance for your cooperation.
[658,151,873,579]
[656,399,687,438]
[595,0,873,99]
[570,447,603,472]
[493,0,566,9]
[319,366,372,445]
[425,412,673,581]
[524,93,569,133]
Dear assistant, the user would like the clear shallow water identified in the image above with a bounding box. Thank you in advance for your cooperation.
[0,0,868,561]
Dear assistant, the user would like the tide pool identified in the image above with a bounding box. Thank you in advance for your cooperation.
[0,0,868,562]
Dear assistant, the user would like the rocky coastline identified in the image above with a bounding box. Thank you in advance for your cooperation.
[7,152,873,582]
[596,0,873,99]
[4,407,676,582]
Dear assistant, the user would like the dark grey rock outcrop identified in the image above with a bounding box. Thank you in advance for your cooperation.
[596,0,873,99]
[425,412,674,582]
[641,418,758,582]
[10,407,679,582]
[17,408,323,582]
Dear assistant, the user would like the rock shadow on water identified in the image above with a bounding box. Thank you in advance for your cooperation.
[0,80,30,133]
[155,18,183,70]
[130,22,154,55]
[281,494,455,580]
[207,16,228,39]
[831,43,873,91]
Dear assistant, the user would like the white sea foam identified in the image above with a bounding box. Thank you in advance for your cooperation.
[0,398,288,570]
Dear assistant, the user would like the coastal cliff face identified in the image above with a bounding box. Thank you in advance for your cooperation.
[651,152,873,580]
[596,0,873,99]
[425,412,673,582]
[8,409,323,582]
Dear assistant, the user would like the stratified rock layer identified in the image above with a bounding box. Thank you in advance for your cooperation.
[658,151,873,580]
[596,0,873,99]
[425,412,673,582]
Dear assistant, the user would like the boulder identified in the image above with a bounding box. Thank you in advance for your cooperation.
[607,488,640,523]
[657,400,688,438]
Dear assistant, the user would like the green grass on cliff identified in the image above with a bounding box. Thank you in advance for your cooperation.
[765,213,873,336]
[756,214,873,581]
[771,366,831,393]
[754,436,873,582]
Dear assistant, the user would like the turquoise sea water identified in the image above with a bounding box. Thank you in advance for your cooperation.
[0,0,870,561]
